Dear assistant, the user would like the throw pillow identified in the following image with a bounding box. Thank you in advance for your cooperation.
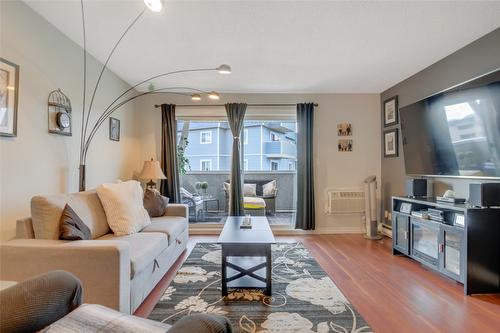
[263,180,277,197]
[243,183,257,197]
[143,188,167,217]
[59,204,91,240]
[96,180,151,236]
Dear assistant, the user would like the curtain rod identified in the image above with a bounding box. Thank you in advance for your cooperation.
[154,103,318,108]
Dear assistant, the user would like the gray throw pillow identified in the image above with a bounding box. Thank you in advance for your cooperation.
[143,188,167,217]
[59,204,91,240]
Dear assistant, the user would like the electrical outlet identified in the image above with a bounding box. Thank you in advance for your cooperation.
[384,210,389,218]
[388,212,392,220]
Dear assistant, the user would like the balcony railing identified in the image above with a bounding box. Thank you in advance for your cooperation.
[264,141,296,158]
[180,171,297,212]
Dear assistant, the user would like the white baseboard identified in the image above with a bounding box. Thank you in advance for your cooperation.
[314,226,365,234]
[189,226,364,235]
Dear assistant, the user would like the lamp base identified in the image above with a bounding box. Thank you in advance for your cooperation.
[146,180,157,189]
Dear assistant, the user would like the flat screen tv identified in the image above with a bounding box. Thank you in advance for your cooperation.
[399,69,500,178]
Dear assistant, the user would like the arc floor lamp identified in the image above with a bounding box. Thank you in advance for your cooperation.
[78,0,231,191]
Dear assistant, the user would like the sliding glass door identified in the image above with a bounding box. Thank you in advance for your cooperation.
[176,116,297,228]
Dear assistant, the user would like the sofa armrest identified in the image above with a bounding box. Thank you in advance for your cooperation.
[164,203,189,220]
[0,239,131,313]
[16,217,35,239]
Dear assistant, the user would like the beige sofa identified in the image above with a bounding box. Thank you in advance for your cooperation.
[0,190,189,314]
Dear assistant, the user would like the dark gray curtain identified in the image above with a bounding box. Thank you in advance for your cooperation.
[225,103,247,216]
[296,103,315,230]
[160,104,180,203]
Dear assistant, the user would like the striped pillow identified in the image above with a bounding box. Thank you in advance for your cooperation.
[96,180,151,236]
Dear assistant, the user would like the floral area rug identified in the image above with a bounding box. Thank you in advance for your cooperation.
[149,243,372,333]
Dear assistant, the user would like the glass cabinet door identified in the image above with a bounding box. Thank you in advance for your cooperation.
[439,225,464,282]
[393,213,410,255]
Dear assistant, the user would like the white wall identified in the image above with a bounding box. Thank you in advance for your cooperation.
[134,93,381,233]
[0,2,141,240]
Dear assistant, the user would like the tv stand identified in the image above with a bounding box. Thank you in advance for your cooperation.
[392,196,500,295]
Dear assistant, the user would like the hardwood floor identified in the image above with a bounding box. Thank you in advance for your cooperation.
[134,235,500,333]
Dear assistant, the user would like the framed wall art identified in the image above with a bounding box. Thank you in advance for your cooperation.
[338,139,353,152]
[384,128,399,158]
[337,122,352,136]
[0,58,19,137]
[109,117,120,141]
[383,96,398,127]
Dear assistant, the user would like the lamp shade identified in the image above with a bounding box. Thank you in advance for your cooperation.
[139,159,166,181]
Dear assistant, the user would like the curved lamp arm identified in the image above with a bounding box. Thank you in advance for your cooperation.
[82,87,212,162]
[83,7,147,151]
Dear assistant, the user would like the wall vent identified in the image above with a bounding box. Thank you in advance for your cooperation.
[325,189,365,214]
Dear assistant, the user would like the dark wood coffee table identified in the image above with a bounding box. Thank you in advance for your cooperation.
[217,216,275,296]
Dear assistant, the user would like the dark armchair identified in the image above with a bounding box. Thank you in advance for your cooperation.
[0,270,233,333]
[223,179,278,215]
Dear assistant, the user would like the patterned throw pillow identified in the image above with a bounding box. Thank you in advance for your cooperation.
[59,204,91,240]
[143,188,167,217]
[262,180,277,197]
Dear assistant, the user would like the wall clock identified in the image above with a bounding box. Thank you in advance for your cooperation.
[48,88,72,135]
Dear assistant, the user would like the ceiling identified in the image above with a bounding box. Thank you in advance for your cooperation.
[25,0,500,93]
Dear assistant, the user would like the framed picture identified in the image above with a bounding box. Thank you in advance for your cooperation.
[383,96,398,127]
[338,139,353,152]
[337,123,352,136]
[109,117,120,141]
[0,58,19,137]
[384,129,399,157]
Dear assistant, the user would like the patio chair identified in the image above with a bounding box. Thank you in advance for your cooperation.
[180,187,204,221]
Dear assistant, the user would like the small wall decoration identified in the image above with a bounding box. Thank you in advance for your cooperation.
[48,89,72,136]
[384,128,399,157]
[383,96,398,127]
[337,123,352,136]
[338,139,353,152]
[0,58,19,137]
[109,117,120,141]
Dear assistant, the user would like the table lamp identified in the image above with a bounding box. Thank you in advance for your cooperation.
[139,158,166,189]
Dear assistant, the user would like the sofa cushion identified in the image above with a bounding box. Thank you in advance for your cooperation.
[98,232,168,278]
[244,196,266,209]
[141,217,187,245]
[31,191,109,240]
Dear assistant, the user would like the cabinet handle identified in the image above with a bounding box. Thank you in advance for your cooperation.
[439,243,444,253]
[404,231,408,240]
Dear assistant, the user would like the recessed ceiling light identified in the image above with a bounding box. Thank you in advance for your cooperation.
[191,94,202,101]
[208,92,220,100]
[144,0,163,12]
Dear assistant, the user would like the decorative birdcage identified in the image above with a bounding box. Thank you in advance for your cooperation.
[48,88,72,135]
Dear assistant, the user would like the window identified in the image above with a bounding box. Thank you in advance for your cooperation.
[270,132,280,141]
[200,160,212,171]
[244,129,248,145]
[270,161,279,171]
[244,159,249,170]
[200,130,212,144]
